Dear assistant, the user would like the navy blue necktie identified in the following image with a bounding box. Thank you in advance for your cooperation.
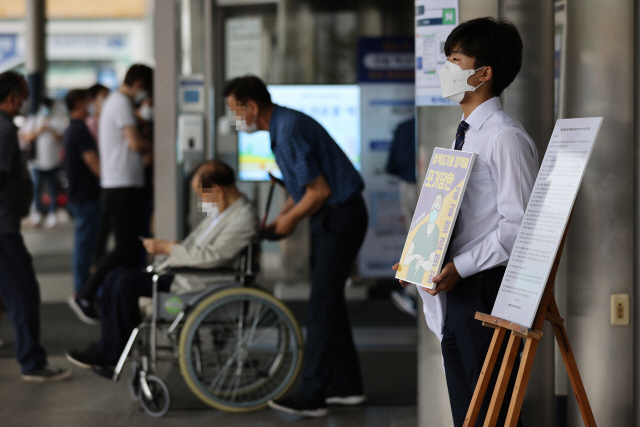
[454,120,469,150]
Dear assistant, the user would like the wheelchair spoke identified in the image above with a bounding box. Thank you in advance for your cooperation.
[246,304,263,347]
[208,347,240,390]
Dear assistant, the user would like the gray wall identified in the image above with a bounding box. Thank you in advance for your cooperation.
[563,0,635,425]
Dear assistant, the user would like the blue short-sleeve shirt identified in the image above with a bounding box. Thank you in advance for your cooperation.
[269,105,364,205]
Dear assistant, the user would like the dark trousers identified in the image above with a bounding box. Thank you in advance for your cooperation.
[297,196,368,403]
[0,234,47,374]
[68,199,101,295]
[79,188,144,301]
[442,266,524,427]
[97,268,172,364]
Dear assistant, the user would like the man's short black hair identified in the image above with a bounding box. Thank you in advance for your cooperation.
[0,71,27,104]
[88,84,109,99]
[444,17,523,97]
[223,76,273,108]
[195,160,236,188]
[65,89,89,113]
[123,64,153,92]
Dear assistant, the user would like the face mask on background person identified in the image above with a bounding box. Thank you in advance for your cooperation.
[134,90,148,105]
[88,103,96,117]
[231,111,258,134]
[438,61,487,103]
[39,106,51,117]
[139,104,153,121]
[199,201,219,217]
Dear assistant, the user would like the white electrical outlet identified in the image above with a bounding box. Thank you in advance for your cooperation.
[610,294,630,326]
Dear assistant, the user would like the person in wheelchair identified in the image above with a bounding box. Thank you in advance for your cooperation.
[65,160,259,371]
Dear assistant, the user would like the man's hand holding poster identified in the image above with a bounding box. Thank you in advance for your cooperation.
[396,148,475,289]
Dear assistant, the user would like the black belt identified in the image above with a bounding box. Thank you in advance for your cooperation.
[327,193,362,210]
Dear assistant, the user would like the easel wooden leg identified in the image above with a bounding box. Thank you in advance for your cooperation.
[463,328,507,427]
[484,333,522,427]
[504,336,539,427]
[548,296,597,427]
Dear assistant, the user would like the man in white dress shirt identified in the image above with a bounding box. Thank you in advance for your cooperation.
[395,18,537,427]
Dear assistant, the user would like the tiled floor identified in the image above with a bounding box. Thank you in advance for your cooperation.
[0,218,418,426]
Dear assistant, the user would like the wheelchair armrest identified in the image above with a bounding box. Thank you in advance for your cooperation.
[156,266,237,276]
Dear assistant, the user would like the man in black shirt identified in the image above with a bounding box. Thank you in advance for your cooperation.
[63,89,101,299]
[0,71,72,381]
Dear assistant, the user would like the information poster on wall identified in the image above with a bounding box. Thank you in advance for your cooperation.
[396,148,475,289]
[415,0,459,106]
[492,117,603,327]
[225,17,265,80]
[357,37,416,277]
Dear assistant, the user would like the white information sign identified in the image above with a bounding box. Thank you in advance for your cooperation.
[225,17,265,80]
[415,0,458,106]
[492,117,604,328]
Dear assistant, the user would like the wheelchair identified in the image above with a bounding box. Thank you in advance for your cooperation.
[110,244,304,417]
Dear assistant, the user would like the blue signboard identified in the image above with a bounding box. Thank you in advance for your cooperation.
[0,34,22,70]
[357,37,415,84]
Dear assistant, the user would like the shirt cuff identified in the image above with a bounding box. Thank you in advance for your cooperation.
[453,251,479,279]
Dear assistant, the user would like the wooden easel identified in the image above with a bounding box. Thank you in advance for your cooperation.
[463,216,597,427]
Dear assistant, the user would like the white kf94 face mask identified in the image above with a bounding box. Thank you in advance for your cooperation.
[230,111,259,134]
[438,61,487,103]
[198,201,219,217]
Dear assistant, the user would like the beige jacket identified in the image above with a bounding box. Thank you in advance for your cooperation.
[165,195,258,294]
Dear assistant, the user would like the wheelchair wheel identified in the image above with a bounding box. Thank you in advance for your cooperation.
[140,375,171,417]
[178,287,303,412]
[128,361,141,402]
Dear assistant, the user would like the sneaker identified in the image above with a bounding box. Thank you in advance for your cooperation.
[65,344,112,370]
[22,364,73,382]
[325,392,367,406]
[268,394,328,417]
[30,212,42,227]
[44,212,57,229]
[67,295,100,325]
[391,288,417,317]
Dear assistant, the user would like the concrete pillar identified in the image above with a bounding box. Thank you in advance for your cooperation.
[563,0,634,425]
[501,2,555,426]
[153,0,180,241]
[25,0,46,113]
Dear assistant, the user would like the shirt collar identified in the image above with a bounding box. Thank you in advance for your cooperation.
[462,96,501,131]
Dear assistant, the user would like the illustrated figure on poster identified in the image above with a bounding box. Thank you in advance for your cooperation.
[403,192,442,284]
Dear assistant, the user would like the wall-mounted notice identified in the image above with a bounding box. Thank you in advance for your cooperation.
[415,0,458,106]
[396,148,475,289]
[225,17,265,80]
[492,117,604,327]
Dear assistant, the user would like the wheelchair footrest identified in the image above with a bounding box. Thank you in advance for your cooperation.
[92,364,115,380]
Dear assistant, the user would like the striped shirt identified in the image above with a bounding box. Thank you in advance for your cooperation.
[269,105,364,204]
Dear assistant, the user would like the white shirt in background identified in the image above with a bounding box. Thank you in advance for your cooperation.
[98,91,143,188]
[24,114,65,171]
